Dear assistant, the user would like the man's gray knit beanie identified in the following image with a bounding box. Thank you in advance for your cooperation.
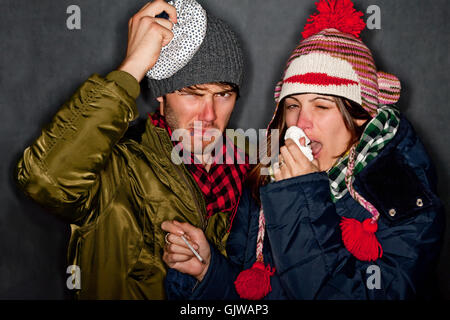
[147,14,244,98]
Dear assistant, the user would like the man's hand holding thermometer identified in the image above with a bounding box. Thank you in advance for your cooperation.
[161,220,211,281]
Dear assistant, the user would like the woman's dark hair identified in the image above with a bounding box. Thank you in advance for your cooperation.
[245,96,372,205]
[334,97,372,155]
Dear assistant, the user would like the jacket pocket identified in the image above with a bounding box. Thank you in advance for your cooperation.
[67,221,97,267]
[127,241,160,281]
[127,202,159,281]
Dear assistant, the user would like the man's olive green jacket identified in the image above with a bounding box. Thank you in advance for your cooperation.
[14,71,232,299]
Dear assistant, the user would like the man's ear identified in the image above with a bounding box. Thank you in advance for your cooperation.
[157,96,164,115]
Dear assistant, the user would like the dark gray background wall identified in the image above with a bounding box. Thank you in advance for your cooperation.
[0,0,449,299]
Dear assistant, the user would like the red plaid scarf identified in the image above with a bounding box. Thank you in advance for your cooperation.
[148,112,250,224]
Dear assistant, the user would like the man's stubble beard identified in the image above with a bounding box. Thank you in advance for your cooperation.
[163,98,180,133]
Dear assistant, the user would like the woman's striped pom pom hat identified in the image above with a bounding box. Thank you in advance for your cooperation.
[271,0,401,125]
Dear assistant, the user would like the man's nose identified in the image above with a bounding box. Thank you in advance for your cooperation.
[199,96,217,123]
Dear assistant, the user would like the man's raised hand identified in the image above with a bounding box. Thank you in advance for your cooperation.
[118,0,177,82]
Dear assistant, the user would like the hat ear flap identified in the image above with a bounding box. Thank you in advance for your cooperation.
[267,80,285,132]
[377,71,401,105]
[274,80,283,103]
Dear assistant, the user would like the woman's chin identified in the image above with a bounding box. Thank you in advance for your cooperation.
[315,157,333,172]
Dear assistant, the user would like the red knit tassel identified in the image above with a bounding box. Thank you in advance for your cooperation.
[340,218,383,261]
[302,0,366,39]
[234,261,275,300]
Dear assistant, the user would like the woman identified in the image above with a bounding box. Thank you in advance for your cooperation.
[161,0,444,299]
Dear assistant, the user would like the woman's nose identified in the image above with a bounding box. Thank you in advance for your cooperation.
[296,111,312,130]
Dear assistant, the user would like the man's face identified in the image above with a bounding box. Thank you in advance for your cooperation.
[158,83,238,154]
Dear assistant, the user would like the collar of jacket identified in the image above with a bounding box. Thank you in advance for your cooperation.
[141,117,177,165]
[139,118,208,229]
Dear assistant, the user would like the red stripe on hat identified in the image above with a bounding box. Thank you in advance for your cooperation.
[284,73,359,86]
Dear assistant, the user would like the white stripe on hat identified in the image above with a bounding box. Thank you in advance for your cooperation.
[278,53,362,104]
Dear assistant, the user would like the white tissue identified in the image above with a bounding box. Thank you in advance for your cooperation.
[284,126,314,161]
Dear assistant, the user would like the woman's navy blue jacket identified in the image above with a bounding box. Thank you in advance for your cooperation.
[166,116,445,299]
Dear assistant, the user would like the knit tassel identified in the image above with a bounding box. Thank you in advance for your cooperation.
[340,217,383,261]
[302,0,366,39]
[234,261,275,300]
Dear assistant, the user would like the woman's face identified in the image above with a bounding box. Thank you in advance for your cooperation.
[284,93,362,171]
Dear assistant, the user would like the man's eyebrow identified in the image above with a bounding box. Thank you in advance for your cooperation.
[178,88,235,95]
[177,89,204,96]
[214,88,235,94]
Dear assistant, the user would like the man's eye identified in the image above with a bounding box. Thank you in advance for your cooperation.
[216,92,231,98]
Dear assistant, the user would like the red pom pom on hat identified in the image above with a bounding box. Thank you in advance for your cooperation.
[234,261,275,300]
[302,0,366,39]
[340,217,383,261]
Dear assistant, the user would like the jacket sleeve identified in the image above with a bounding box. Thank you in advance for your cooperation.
[260,171,444,300]
[14,71,140,224]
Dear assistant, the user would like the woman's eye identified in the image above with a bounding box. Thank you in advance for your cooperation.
[316,105,329,110]
[286,104,299,110]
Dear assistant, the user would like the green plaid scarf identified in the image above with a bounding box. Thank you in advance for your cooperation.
[328,105,401,202]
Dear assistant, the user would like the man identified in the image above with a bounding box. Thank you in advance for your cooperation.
[14,0,248,299]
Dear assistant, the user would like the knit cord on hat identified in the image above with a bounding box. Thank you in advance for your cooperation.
[234,208,275,300]
[340,145,383,262]
[255,208,267,262]
[345,146,380,222]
